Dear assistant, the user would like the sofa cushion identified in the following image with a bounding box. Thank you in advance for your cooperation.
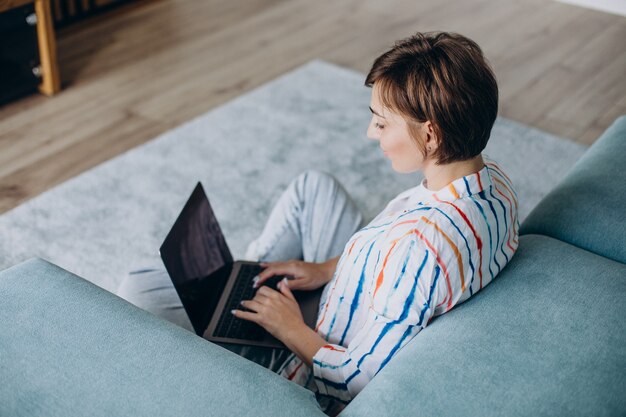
[340,234,626,417]
[520,115,626,264]
[0,259,324,417]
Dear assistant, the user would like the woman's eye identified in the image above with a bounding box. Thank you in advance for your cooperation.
[375,122,385,130]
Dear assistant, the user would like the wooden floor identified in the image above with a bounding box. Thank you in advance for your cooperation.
[1,0,625,214]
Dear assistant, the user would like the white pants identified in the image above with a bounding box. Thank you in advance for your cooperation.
[116,170,364,373]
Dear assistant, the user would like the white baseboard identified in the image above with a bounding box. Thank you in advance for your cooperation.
[555,0,626,17]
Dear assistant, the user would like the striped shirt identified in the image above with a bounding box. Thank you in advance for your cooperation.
[278,156,519,405]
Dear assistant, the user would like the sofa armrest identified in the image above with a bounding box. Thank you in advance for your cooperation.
[520,115,626,264]
[340,235,626,417]
[0,259,324,417]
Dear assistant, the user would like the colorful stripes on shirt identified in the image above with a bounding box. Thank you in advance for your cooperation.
[279,156,519,403]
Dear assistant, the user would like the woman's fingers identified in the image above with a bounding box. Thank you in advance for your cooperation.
[255,285,282,299]
[278,278,296,300]
[262,261,297,277]
[283,274,318,291]
[236,287,292,327]
[234,280,307,341]
[231,309,258,323]
[252,260,328,291]
[253,261,298,288]
[240,299,263,313]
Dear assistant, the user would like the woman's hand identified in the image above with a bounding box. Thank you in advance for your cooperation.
[233,279,327,366]
[253,257,339,291]
[233,279,305,342]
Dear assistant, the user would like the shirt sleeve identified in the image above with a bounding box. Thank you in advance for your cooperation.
[311,234,442,401]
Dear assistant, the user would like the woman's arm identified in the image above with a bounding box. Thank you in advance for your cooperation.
[281,323,327,367]
[253,256,340,291]
[233,279,326,366]
[320,255,340,279]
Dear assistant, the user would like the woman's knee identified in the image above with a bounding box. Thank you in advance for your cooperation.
[293,169,341,200]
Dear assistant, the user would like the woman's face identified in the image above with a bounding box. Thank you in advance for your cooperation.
[366,83,429,173]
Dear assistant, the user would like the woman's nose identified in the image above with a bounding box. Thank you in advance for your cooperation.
[366,120,379,140]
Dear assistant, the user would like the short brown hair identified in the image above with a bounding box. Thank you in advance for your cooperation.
[365,32,498,165]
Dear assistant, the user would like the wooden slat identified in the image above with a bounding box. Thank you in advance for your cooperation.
[52,0,63,21]
[0,0,32,12]
[35,0,61,95]
[66,0,75,16]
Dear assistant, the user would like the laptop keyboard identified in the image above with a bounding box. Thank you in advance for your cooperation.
[213,264,283,341]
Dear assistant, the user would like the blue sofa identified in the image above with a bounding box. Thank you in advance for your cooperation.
[1,116,625,416]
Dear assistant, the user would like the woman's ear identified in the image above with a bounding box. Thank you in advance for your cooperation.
[423,121,438,152]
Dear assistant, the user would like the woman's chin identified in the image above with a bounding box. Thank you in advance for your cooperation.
[390,161,420,174]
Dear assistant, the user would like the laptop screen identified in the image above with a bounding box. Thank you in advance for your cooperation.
[159,182,234,335]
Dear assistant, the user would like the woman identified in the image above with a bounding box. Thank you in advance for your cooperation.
[118,31,518,414]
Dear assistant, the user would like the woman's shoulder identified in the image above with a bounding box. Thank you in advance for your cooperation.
[375,207,447,250]
[382,199,493,257]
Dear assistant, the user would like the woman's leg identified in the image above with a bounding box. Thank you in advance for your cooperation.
[116,266,195,332]
[117,169,364,371]
[245,169,364,263]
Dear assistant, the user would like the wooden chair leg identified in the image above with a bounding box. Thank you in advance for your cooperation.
[35,0,61,95]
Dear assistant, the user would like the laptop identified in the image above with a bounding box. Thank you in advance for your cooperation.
[159,182,323,349]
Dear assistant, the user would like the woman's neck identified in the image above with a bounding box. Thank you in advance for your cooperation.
[422,154,485,192]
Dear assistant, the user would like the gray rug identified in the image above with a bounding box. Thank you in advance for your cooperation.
[0,61,588,292]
